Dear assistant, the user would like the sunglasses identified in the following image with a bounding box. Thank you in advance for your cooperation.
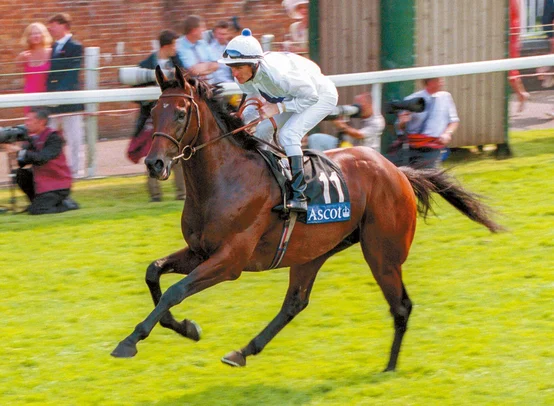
[223,49,260,59]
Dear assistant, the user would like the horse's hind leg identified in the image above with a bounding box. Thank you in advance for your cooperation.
[221,254,328,367]
[145,248,203,340]
[360,228,414,372]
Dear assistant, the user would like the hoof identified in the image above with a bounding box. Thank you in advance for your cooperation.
[382,366,396,373]
[111,339,138,358]
[221,350,246,367]
[183,319,202,341]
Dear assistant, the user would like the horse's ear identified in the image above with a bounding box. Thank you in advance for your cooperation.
[155,65,166,89]
[175,67,186,89]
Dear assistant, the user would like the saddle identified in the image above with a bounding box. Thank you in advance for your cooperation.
[257,148,351,224]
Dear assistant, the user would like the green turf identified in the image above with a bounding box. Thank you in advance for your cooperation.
[1,130,552,405]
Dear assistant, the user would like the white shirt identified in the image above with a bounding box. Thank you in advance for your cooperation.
[404,89,459,137]
[351,115,386,152]
[237,52,334,123]
[54,33,73,55]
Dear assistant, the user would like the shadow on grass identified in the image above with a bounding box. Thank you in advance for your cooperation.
[155,384,316,406]
[0,180,184,232]
[153,373,399,406]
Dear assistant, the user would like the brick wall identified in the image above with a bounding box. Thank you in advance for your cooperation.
[0,0,292,138]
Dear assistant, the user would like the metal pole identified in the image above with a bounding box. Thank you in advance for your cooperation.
[371,83,382,116]
[260,34,274,52]
[84,47,100,177]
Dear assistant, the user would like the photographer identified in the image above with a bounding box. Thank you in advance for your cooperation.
[134,29,183,140]
[393,77,459,168]
[5,107,79,215]
[131,29,186,202]
[308,92,385,152]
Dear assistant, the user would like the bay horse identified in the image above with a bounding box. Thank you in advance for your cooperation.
[111,66,502,371]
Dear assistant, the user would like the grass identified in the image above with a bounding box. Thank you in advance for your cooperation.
[0,130,553,405]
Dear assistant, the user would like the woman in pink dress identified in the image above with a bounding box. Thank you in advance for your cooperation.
[16,22,53,113]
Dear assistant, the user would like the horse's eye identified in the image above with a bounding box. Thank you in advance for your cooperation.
[177,111,186,121]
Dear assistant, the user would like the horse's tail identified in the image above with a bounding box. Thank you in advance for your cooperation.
[399,166,504,233]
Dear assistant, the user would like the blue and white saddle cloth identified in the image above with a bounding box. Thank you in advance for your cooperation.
[258,149,351,224]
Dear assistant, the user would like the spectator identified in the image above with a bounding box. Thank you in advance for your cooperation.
[508,0,529,113]
[135,29,186,202]
[282,0,309,55]
[219,29,338,212]
[393,78,459,169]
[4,107,79,215]
[176,15,219,83]
[209,21,234,84]
[46,13,85,179]
[16,22,53,114]
[308,93,385,152]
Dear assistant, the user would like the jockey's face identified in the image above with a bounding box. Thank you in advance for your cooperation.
[230,64,255,84]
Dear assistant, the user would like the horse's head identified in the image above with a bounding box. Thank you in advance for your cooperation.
[145,66,201,180]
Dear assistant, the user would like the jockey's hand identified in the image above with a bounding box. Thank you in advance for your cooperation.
[259,103,280,120]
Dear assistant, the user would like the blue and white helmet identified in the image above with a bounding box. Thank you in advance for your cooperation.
[218,28,264,65]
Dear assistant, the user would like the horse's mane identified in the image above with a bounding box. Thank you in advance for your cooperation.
[160,74,261,151]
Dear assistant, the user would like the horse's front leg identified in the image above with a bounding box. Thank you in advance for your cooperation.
[145,248,204,340]
[111,245,244,358]
[222,255,328,367]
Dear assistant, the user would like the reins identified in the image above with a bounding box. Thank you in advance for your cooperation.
[152,89,286,162]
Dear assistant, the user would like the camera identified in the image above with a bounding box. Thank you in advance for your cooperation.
[324,104,362,121]
[0,125,29,144]
[118,67,174,86]
[384,97,426,114]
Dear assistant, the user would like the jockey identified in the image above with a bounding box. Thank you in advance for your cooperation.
[218,28,338,213]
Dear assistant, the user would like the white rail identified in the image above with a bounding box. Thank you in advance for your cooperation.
[2,54,554,108]
[2,53,554,177]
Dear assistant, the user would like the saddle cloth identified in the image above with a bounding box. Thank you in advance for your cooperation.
[257,149,351,224]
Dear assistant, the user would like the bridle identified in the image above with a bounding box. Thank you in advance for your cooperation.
[151,87,202,162]
[151,87,284,162]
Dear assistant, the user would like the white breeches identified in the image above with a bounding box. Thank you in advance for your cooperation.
[255,82,338,157]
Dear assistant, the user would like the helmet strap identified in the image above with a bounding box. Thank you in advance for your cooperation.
[246,62,260,83]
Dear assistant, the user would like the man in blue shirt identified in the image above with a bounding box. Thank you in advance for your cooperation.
[395,78,459,168]
[177,15,219,83]
[209,20,234,84]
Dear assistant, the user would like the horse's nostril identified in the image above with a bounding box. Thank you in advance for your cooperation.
[154,160,164,172]
[145,158,165,177]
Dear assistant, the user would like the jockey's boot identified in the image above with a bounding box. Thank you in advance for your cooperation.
[287,155,308,212]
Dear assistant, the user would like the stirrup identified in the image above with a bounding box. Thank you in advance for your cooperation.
[286,199,307,213]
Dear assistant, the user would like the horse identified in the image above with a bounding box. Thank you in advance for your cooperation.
[111,66,503,371]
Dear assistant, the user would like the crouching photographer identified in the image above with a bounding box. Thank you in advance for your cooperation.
[3,107,79,215]
[307,93,385,152]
